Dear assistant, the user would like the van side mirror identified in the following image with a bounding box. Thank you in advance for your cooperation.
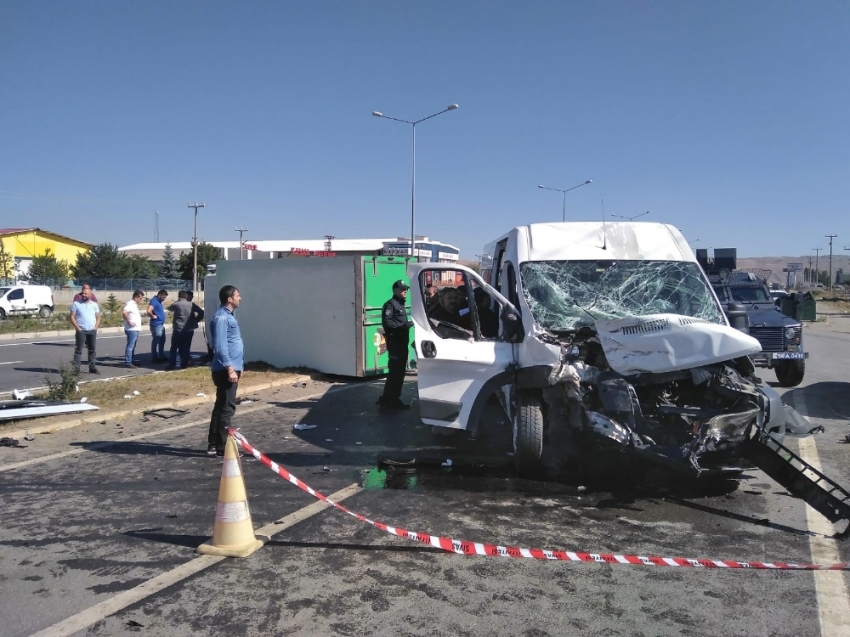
[725,302,749,333]
[501,307,524,343]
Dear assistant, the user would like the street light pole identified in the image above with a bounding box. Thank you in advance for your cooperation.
[372,104,459,261]
[188,202,205,293]
[610,210,651,221]
[235,227,248,260]
[537,181,593,222]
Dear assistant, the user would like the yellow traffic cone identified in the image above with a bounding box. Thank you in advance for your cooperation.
[197,436,267,558]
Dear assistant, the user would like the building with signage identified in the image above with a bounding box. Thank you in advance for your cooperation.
[0,227,94,282]
[118,236,459,264]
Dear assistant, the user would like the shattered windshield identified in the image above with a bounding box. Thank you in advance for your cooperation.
[520,260,725,331]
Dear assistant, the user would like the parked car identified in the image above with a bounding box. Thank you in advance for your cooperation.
[0,285,54,319]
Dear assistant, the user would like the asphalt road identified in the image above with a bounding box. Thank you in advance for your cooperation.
[0,329,206,394]
[1,321,848,636]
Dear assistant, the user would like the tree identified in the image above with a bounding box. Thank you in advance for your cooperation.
[73,243,127,280]
[0,239,13,284]
[160,243,180,279]
[127,254,158,279]
[25,249,70,287]
[178,242,223,281]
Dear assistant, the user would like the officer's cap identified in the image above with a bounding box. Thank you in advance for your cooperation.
[392,280,410,291]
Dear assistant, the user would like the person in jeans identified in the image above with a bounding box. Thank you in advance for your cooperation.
[207,285,244,456]
[69,285,101,375]
[122,290,145,368]
[167,291,193,370]
[147,289,168,362]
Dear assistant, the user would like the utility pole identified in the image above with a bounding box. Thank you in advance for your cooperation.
[188,202,205,293]
[826,234,838,290]
[807,255,813,283]
[155,210,159,242]
[235,227,248,260]
[813,248,822,287]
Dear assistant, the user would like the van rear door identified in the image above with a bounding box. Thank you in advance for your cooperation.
[407,263,517,431]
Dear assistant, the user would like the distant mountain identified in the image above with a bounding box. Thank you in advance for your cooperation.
[737,255,850,286]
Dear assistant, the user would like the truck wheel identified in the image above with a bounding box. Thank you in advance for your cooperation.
[775,360,805,387]
[514,390,544,477]
[38,305,53,319]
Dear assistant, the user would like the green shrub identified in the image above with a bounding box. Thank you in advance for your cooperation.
[44,363,80,401]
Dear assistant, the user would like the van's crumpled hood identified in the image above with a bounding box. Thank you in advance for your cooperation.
[594,313,762,375]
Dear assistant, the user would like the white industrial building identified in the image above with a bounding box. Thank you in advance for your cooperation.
[119,236,460,264]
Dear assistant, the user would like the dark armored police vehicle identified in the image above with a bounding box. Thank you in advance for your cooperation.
[697,248,807,387]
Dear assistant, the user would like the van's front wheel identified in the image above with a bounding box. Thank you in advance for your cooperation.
[38,305,53,319]
[514,389,544,477]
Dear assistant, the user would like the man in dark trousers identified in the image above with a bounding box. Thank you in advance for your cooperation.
[207,285,244,456]
[377,280,413,411]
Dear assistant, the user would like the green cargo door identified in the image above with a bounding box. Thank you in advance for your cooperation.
[362,257,413,376]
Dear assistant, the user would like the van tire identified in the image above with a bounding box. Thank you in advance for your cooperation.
[39,306,53,319]
[514,389,544,477]
[775,360,805,387]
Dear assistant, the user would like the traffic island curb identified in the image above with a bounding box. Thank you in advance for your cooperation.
[0,374,313,441]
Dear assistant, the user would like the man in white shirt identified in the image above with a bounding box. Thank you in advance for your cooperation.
[122,290,145,368]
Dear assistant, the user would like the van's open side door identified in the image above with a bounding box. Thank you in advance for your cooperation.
[408,263,517,431]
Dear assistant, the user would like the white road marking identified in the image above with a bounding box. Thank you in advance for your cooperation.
[0,334,133,347]
[0,404,270,473]
[787,391,850,637]
[0,361,23,365]
[29,483,362,637]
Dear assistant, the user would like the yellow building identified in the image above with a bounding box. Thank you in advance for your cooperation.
[0,227,93,281]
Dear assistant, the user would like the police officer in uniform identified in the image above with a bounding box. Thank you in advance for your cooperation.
[377,280,413,410]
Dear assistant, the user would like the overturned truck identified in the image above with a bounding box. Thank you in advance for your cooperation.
[408,222,850,536]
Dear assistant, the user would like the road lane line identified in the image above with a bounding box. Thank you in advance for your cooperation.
[29,483,362,637]
[0,404,271,473]
[0,334,134,347]
[788,391,850,637]
[0,360,23,365]
[0,383,363,473]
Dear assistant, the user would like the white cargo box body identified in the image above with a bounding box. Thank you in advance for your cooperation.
[205,257,410,377]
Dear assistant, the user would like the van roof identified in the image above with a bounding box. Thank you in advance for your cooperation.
[509,222,693,262]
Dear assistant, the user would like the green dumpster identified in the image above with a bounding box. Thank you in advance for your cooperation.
[796,296,817,321]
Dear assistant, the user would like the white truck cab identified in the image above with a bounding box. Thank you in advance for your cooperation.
[0,284,55,319]
[408,222,803,477]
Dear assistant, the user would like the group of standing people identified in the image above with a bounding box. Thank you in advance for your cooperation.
[123,288,204,368]
[68,284,203,373]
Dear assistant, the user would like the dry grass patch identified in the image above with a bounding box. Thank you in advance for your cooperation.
[71,363,306,412]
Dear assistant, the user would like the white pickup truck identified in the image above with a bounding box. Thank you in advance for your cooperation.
[407,223,839,503]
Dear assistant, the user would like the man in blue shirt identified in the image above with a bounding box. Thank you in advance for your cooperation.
[207,285,244,456]
[146,289,168,363]
[69,285,101,375]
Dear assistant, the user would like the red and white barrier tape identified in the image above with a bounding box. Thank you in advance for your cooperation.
[229,429,850,571]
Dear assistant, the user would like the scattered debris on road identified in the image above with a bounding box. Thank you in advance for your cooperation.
[11,389,33,400]
[293,423,317,430]
[143,407,189,420]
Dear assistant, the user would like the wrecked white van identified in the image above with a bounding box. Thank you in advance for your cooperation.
[408,222,813,479]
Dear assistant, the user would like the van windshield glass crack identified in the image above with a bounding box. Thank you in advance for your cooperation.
[520,260,725,331]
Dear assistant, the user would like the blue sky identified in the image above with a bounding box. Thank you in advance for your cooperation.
[2,1,848,259]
